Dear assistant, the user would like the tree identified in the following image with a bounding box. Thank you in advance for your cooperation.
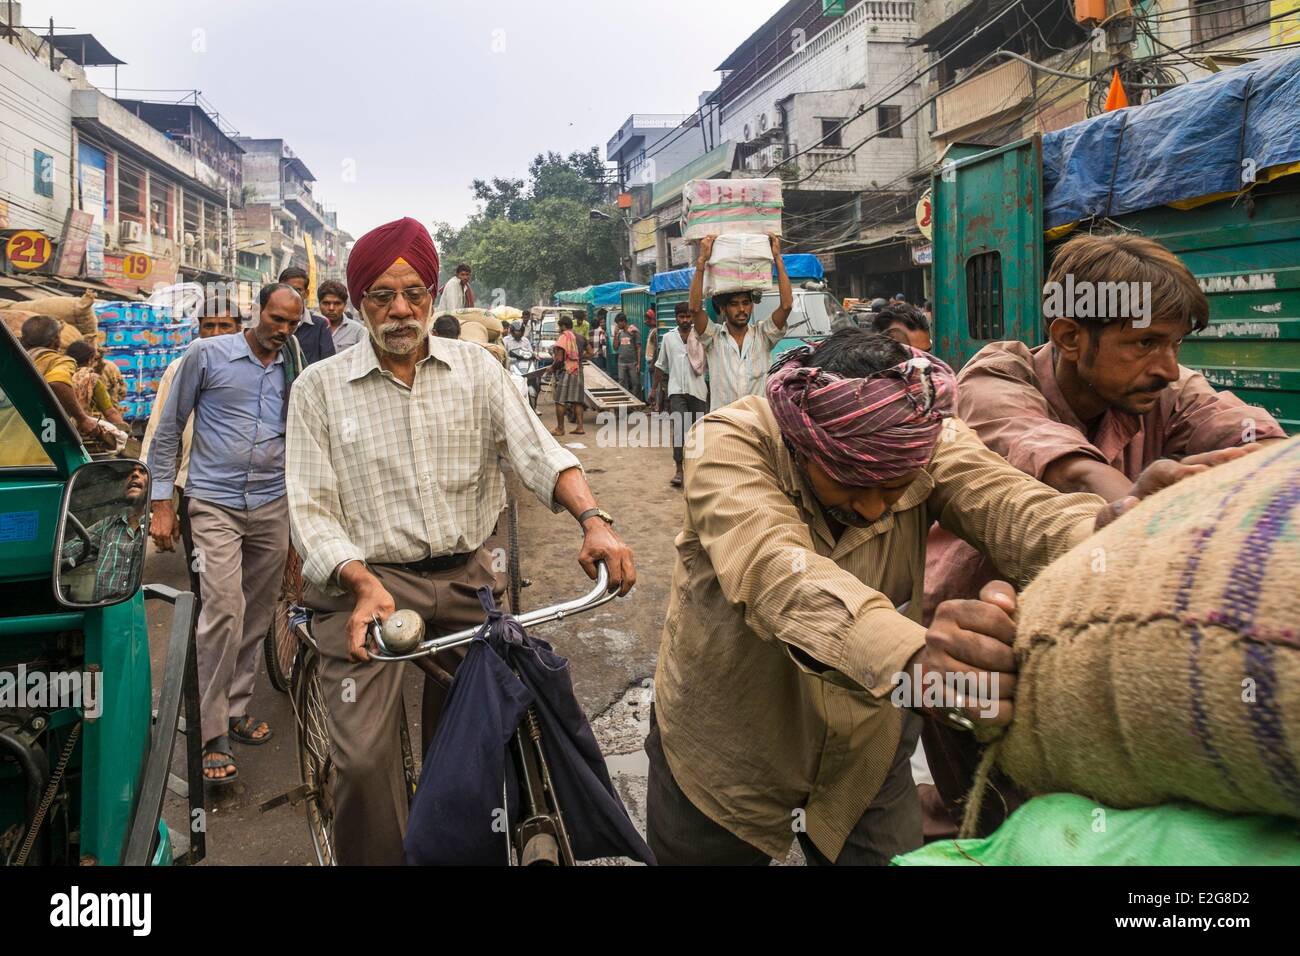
[435,146,622,307]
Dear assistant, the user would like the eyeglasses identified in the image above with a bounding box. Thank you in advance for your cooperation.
[362,286,433,309]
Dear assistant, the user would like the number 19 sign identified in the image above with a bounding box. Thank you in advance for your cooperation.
[121,253,152,280]
[6,230,52,271]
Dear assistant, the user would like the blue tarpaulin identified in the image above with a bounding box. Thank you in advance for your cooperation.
[1042,51,1300,229]
[648,254,824,295]
[554,281,637,307]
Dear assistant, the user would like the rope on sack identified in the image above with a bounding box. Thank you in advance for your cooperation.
[958,738,1004,840]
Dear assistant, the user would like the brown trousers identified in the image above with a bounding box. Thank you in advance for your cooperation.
[187,496,290,745]
[646,706,923,865]
[304,549,503,866]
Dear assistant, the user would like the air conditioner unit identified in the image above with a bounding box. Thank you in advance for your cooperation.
[768,107,784,130]
[742,122,753,142]
[758,112,770,135]
[119,220,144,244]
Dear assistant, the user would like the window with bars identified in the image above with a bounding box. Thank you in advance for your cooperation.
[877,105,903,139]
[1191,0,1270,44]
[819,119,844,148]
[202,199,223,255]
[966,251,1004,340]
[117,158,145,224]
[150,177,174,239]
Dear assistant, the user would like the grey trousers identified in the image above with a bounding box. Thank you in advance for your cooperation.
[186,496,290,745]
[645,706,923,865]
[617,361,640,395]
[304,551,503,866]
[667,393,708,466]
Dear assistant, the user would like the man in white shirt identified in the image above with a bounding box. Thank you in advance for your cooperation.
[437,262,475,312]
[652,302,708,488]
[690,234,792,411]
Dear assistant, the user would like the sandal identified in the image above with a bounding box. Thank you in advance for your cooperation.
[203,736,239,784]
[229,714,274,745]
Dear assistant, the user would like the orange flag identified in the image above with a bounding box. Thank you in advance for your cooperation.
[1104,69,1129,111]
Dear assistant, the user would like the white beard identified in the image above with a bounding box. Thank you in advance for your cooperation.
[365,312,432,356]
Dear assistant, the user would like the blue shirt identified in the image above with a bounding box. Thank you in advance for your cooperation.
[148,332,287,510]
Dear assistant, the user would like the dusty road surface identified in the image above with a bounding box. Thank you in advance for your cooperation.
[148,404,687,865]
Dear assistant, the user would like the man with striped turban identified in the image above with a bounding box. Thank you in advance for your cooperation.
[646,327,1122,866]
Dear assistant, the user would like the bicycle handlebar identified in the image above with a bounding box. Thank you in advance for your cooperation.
[367,561,618,662]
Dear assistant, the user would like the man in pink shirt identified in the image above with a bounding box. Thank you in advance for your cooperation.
[920,232,1285,835]
[925,233,1286,622]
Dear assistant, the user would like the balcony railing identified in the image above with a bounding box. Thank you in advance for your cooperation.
[934,58,1033,138]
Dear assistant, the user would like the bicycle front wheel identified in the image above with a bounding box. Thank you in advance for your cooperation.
[292,648,337,866]
[265,550,303,693]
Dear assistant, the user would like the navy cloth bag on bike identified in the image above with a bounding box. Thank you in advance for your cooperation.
[404,588,656,865]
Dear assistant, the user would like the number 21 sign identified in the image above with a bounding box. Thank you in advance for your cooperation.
[6,230,52,271]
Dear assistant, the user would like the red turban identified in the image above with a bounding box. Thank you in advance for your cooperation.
[766,345,957,486]
[346,217,440,308]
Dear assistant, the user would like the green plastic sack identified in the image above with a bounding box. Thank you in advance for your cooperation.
[892,793,1300,866]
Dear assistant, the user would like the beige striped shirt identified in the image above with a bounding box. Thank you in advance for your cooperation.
[654,398,1103,861]
[698,317,782,410]
[286,334,580,592]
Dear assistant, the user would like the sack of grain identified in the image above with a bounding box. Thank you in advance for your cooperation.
[0,291,97,337]
[2,310,96,350]
[703,234,775,297]
[451,308,503,342]
[682,178,783,241]
[999,437,1300,819]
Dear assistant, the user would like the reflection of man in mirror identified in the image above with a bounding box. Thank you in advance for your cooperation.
[61,463,149,603]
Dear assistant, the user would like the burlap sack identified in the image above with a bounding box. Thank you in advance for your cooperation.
[0,291,97,336]
[2,311,93,350]
[1000,437,1300,819]
[452,308,503,342]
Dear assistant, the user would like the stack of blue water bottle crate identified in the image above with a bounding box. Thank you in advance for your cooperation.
[93,301,193,421]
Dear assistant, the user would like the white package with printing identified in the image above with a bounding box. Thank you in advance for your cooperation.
[703,234,774,297]
[682,178,784,240]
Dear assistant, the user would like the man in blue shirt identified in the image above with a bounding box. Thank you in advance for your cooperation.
[147,282,305,785]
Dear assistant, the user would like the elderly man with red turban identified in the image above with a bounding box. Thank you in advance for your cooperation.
[286,217,636,865]
[645,327,1134,866]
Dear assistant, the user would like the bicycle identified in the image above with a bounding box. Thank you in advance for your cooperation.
[369,561,618,865]
[264,533,607,867]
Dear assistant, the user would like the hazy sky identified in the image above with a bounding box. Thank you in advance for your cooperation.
[24,0,775,236]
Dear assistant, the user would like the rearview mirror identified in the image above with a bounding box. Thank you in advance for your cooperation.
[53,459,150,608]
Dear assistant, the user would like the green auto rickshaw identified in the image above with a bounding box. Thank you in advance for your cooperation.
[0,320,202,866]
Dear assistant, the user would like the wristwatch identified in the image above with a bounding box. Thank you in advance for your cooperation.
[577,507,614,529]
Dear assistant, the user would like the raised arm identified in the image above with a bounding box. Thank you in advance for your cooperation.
[689,235,716,335]
[770,234,792,331]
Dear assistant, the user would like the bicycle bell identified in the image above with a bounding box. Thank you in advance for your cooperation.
[379,609,425,654]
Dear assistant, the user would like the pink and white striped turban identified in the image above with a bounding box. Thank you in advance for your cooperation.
[766,345,957,485]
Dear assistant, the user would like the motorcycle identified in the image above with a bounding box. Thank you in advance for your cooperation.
[507,343,541,411]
